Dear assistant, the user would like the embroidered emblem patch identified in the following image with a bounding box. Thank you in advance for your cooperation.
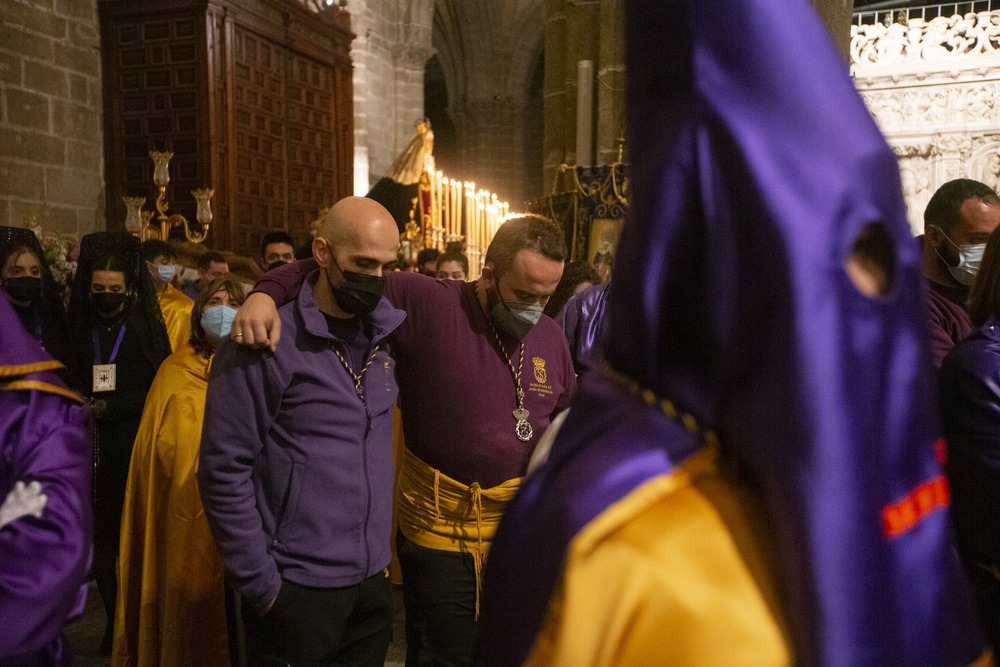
[532,356,547,384]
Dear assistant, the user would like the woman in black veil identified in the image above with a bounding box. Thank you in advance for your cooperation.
[0,226,76,375]
[67,232,171,653]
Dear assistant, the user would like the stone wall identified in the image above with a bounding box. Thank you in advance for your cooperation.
[0,0,104,236]
[344,0,434,192]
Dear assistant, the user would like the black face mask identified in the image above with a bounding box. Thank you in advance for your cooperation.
[90,291,127,317]
[265,260,288,273]
[3,276,42,304]
[326,247,385,316]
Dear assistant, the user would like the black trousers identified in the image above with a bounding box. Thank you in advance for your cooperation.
[241,572,392,667]
[396,532,477,667]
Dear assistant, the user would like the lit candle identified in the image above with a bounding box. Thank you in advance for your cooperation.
[455,180,461,238]
[436,171,443,233]
[451,179,458,238]
[468,185,475,249]
[480,192,487,248]
[443,179,451,237]
[451,180,457,237]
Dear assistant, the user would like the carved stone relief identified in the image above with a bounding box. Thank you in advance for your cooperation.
[851,12,1000,67]
[853,11,1000,234]
[860,84,998,132]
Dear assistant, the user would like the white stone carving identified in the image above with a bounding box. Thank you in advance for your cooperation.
[853,11,1000,234]
[851,12,1000,67]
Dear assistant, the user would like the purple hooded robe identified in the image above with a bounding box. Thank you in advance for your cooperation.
[0,294,92,665]
[478,0,986,665]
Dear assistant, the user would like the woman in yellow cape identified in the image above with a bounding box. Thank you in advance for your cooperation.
[112,275,246,667]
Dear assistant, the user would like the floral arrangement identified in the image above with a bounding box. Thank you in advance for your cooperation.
[27,220,79,286]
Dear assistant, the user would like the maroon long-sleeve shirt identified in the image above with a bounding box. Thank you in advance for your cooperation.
[254,261,576,487]
[925,279,972,369]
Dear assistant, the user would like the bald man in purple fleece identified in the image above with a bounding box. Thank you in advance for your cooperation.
[231,214,576,666]
[199,197,404,666]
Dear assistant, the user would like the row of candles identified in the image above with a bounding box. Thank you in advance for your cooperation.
[427,171,511,277]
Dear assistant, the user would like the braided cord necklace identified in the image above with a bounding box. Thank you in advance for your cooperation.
[333,342,381,398]
[488,322,533,442]
[604,365,719,450]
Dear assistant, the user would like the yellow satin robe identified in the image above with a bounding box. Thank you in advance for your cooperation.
[525,449,793,666]
[157,284,193,353]
[111,343,228,667]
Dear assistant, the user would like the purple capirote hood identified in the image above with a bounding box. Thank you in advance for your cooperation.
[0,292,58,371]
[479,0,985,665]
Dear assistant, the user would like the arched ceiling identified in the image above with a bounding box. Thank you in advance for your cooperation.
[432,0,544,104]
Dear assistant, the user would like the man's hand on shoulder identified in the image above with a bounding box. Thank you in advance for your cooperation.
[231,293,282,352]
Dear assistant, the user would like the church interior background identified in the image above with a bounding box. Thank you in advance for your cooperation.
[0,0,996,278]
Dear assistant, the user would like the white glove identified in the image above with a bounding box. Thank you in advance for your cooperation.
[0,481,47,529]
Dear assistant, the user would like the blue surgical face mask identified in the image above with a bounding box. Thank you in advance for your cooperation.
[156,263,177,283]
[200,305,238,340]
[936,228,985,287]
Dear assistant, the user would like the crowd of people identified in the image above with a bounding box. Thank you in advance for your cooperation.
[5,0,1000,665]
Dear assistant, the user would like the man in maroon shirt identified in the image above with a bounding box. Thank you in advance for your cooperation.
[921,179,1000,367]
[231,215,576,666]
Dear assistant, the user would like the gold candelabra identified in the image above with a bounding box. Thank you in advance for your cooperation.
[399,202,424,269]
[123,151,213,243]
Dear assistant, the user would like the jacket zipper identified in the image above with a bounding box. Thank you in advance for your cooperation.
[360,342,377,577]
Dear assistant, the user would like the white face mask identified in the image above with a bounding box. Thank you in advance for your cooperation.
[937,229,985,286]
[200,305,238,340]
[156,263,177,284]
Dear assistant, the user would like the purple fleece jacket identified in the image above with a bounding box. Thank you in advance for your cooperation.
[198,273,405,611]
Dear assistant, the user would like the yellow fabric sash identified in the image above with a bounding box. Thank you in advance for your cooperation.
[396,446,521,616]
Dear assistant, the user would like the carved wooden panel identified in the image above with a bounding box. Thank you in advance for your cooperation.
[99,0,353,256]
[102,8,205,232]
[233,24,288,258]
[287,53,336,241]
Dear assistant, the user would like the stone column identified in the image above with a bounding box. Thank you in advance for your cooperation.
[543,0,568,194]
[344,0,434,189]
[391,0,434,171]
[0,0,104,235]
[810,0,855,61]
[392,43,435,165]
[346,1,372,195]
[564,1,600,168]
[595,0,624,167]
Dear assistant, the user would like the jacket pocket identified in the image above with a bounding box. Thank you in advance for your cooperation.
[273,461,305,546]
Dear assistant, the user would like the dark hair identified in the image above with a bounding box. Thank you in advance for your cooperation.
[924,179,1000,234]
[141,238,176,263]
[484,214,567,275]
[435,250,469,275]
[544,260,602,318]
[417,248,441,265]
[969,225,1000,326]
[92,252,134,290]
[0,244,42,276]
[189,274,248,358]
[198,250,227,271]
[261,231,294,258]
